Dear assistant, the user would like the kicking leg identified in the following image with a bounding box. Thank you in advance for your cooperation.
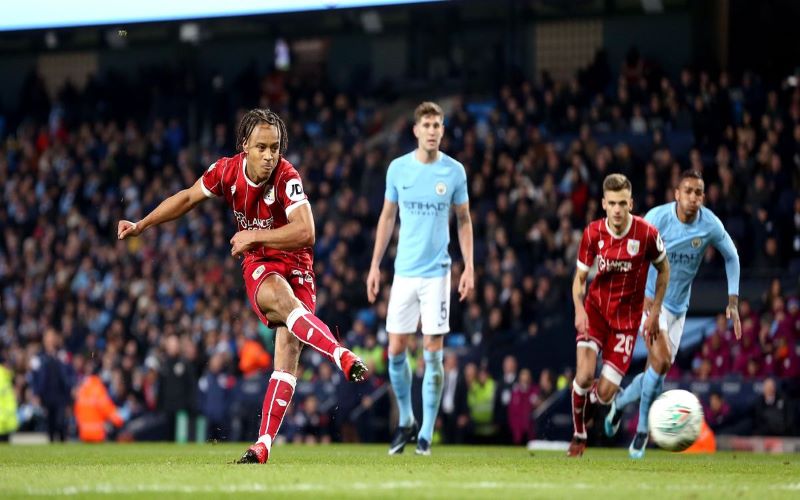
[259,274,367,382]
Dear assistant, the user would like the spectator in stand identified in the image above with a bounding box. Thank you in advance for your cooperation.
[467,365,496,442]
[704,391,732,434]
[753,378,796,436]
[74,370,124,442]
[0,355,18,441]
[30,329,73,442]
[439,352,469,444]
[198,352,235,442]
[157,335,197,441]
[493,355,517,443]
[508,368,537,445]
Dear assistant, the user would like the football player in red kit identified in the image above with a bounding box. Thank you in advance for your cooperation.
[118,109,367,464]
[568,173,669,457]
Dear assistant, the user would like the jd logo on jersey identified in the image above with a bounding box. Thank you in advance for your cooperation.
[435,182,447,196]
[286,179,305,202]
[627,239,640,256]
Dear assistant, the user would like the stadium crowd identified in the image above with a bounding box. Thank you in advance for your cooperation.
[0,48,798,443]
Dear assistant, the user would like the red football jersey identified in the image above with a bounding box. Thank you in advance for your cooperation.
[577,215,666,331]
[200,153,312,269]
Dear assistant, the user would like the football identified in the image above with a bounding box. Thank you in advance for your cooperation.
[648,389,705,452]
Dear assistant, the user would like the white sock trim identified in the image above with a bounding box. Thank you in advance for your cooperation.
[257,434,273,450]
[572,379,589,396]
[271,370,297,389]
[286,307,307,331]
[601,364,623,387]
[333,347,344,371]
[574,432,587,440]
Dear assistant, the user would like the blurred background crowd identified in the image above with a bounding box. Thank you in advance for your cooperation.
[0,1,798,446]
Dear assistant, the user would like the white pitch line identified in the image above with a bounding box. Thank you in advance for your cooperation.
[22,480,797,496]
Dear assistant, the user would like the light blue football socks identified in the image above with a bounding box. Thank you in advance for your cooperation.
[419,350,444,443]
[637,366,665,434]
[388,351,414,427]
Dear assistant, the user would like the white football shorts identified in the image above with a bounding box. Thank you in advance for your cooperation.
[639,306,686,363]
[386,271,451,335]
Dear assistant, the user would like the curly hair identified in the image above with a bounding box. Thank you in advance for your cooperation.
[235,108,288,156]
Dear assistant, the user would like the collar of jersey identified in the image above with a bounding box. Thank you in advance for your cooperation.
[605,215,633,239]
[242,158,268,188]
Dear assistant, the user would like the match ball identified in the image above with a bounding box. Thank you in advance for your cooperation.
[648,389,704,452]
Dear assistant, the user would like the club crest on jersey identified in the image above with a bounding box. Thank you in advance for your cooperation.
[435,182,447,196]
[230,185,236,196]
[598,240,605,249]
[627,239,640,256]
[691,237,702,248]
[263,185,275,205]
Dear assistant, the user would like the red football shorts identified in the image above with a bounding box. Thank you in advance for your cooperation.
[242,258,316,328]
[575,300,638,382]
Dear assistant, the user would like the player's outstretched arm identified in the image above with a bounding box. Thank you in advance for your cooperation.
[714,226,742,340]
[572,268,589,338]
[454,202,474,302]
[117,179,209,240]
[230,202,315,257]
[366,199,398,303]
[643,258,670,344]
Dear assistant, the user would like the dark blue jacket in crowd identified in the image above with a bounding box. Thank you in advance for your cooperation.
[30,353,74,407]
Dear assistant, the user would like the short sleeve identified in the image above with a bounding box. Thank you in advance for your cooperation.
[277,168,309,217]
[201,161,223,198]
[385,161,398,203]
[576,226,595,271]
[646,226,667,264]
[453,163,469,205]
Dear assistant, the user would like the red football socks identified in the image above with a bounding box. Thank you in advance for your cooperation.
[572,380,589,439]
[258,370,296,445]
[286,307,341,363]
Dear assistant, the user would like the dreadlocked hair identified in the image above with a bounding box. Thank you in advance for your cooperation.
[235,108,288,156]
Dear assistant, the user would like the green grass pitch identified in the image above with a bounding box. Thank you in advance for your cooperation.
[0,443,797,498]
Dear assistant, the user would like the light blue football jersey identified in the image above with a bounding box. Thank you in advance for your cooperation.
[385,151,469,278]
[644,202,740,315]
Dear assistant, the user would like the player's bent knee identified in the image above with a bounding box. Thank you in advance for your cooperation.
[575,373,594,389]
[387,334,410,355]
[422,334,444,352]
[653,357,671,375]
[258,279,301,321]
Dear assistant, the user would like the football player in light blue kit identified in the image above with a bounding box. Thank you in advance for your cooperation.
[367,101,474,456]
[605,170,742,458]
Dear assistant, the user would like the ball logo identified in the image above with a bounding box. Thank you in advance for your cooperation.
[627,239,640,256]
[263,185,275,205]
[286,179,305,202]
[435,182,447,196]
[691,237,702,249]
[661,404,692,433]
